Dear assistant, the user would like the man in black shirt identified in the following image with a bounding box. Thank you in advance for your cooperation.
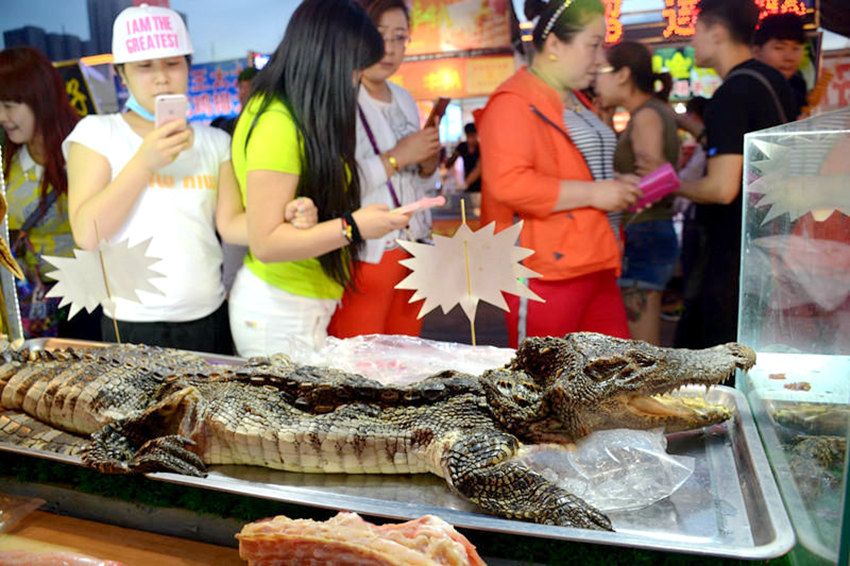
[670,0,797,349]
[445,123,481,215]
[753,13,807,120]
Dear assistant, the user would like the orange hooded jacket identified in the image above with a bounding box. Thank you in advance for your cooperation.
[477,67,621,282]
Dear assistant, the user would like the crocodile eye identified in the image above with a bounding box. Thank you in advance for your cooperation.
[633,353,656,367]
[585,359,628,381]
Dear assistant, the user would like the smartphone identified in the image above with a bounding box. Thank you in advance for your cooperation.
[424,97,450,128]
[392,195,446,215]
[155,94,188,128]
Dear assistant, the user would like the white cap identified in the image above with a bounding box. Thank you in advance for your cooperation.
[112,3,193,64]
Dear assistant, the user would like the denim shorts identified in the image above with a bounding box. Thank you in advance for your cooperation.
[618,220,680,291]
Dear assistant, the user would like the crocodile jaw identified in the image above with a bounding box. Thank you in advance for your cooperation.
[505,333,755,441]
[596,393,733,433]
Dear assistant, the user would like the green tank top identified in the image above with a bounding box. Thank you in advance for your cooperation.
[614,97,681,224]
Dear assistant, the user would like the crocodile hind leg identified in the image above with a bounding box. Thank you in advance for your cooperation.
[82,387,206,476]
[441,430,613,531]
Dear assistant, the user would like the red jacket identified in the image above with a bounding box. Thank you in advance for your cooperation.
[477,67,621,281]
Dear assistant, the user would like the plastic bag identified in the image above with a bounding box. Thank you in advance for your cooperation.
[516,428,695,512]
[286,334,515,385]
[0,493,45,533]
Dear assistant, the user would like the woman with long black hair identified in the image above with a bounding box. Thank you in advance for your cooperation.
[228,0,412,356]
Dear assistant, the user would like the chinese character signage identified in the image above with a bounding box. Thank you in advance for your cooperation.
[653,46,721,100]
[55,62,98,117]
[754,0,808,20]
[391,55,514,100]
[603,0,623,43]
[662,0,815,39]
[662,0,698,38]
[187,59,245,122]
[408,0,511,55]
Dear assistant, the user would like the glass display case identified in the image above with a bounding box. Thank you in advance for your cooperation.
[738,106,850,565]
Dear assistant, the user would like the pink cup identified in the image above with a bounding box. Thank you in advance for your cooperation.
[628,162,680,212]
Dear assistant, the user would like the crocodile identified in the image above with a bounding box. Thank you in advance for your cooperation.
[0,333,756,531]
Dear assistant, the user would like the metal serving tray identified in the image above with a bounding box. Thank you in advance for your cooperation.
[0,339,794,560]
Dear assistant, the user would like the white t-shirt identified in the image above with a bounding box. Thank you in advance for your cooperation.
[356,83,438,264]
[62,114,230,322]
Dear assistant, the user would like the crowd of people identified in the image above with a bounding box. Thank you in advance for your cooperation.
[0,0,817,358]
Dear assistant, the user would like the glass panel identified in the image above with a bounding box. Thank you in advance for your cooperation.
[739,107,850,565]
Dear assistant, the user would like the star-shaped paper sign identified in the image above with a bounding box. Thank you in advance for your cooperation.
[749,137,850,224]
[395,220,543,322]
[43,238,165,319]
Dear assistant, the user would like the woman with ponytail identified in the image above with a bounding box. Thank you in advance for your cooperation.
[594,40,680,345]
[477,0,642,347]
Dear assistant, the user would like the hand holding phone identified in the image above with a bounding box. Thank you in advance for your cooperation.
[424,97,450,129]
[155,94,188,129]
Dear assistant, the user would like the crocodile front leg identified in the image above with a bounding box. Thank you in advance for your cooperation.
[84,418,206,476]
[441,431,613,531]
[82,386,207,476]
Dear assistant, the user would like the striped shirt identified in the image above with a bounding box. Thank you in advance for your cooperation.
[563,105,620,233]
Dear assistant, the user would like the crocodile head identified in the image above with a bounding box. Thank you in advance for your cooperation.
[483,332,756,444]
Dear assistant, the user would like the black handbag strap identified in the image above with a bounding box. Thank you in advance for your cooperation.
[726,68,789,124]
[17,190,60,239]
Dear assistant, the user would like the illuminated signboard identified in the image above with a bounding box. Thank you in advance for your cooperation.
[662,0,815,39]
[603,0,623,43]
[662,0,698,38]
[653,45,721,100]
[754,0,808,19]
[391,55,514,100]
[187,59,246,122]
[407,0,511,56]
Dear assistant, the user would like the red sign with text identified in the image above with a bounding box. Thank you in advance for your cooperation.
[663,0,814,39]
[603,0,623,43]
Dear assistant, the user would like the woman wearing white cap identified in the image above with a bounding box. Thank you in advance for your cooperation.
[61,4,304,354]
[227,0,413,357]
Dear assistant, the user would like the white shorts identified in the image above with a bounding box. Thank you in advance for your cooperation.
[228,266,338,357]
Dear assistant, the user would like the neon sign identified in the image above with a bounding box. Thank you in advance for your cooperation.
[754,0,807,19]
[662,0,810,39]
[662,0,698,39]
[603,0,623,44]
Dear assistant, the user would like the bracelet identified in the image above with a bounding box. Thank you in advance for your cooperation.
[386,154,400,172]
[340,212,363,245]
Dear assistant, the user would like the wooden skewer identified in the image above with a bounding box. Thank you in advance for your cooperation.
[94,223,121,344]
[460,199,476,346]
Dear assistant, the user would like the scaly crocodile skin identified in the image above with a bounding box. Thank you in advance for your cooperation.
[0,333,756,531]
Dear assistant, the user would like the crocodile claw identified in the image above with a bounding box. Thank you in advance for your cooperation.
[543,492,613,531]
[128,435,206,477]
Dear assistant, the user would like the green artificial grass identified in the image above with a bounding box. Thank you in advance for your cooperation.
[0,452,791,565]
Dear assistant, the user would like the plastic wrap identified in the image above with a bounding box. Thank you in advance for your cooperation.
[517,429,695,512]
[285,334,515,385]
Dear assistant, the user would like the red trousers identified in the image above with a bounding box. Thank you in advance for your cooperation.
[505,269,631,348]
[328,247,423,338]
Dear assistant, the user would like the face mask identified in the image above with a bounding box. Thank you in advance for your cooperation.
[123,93,155,122]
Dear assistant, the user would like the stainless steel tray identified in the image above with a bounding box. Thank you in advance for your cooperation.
[1,339,794,559]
